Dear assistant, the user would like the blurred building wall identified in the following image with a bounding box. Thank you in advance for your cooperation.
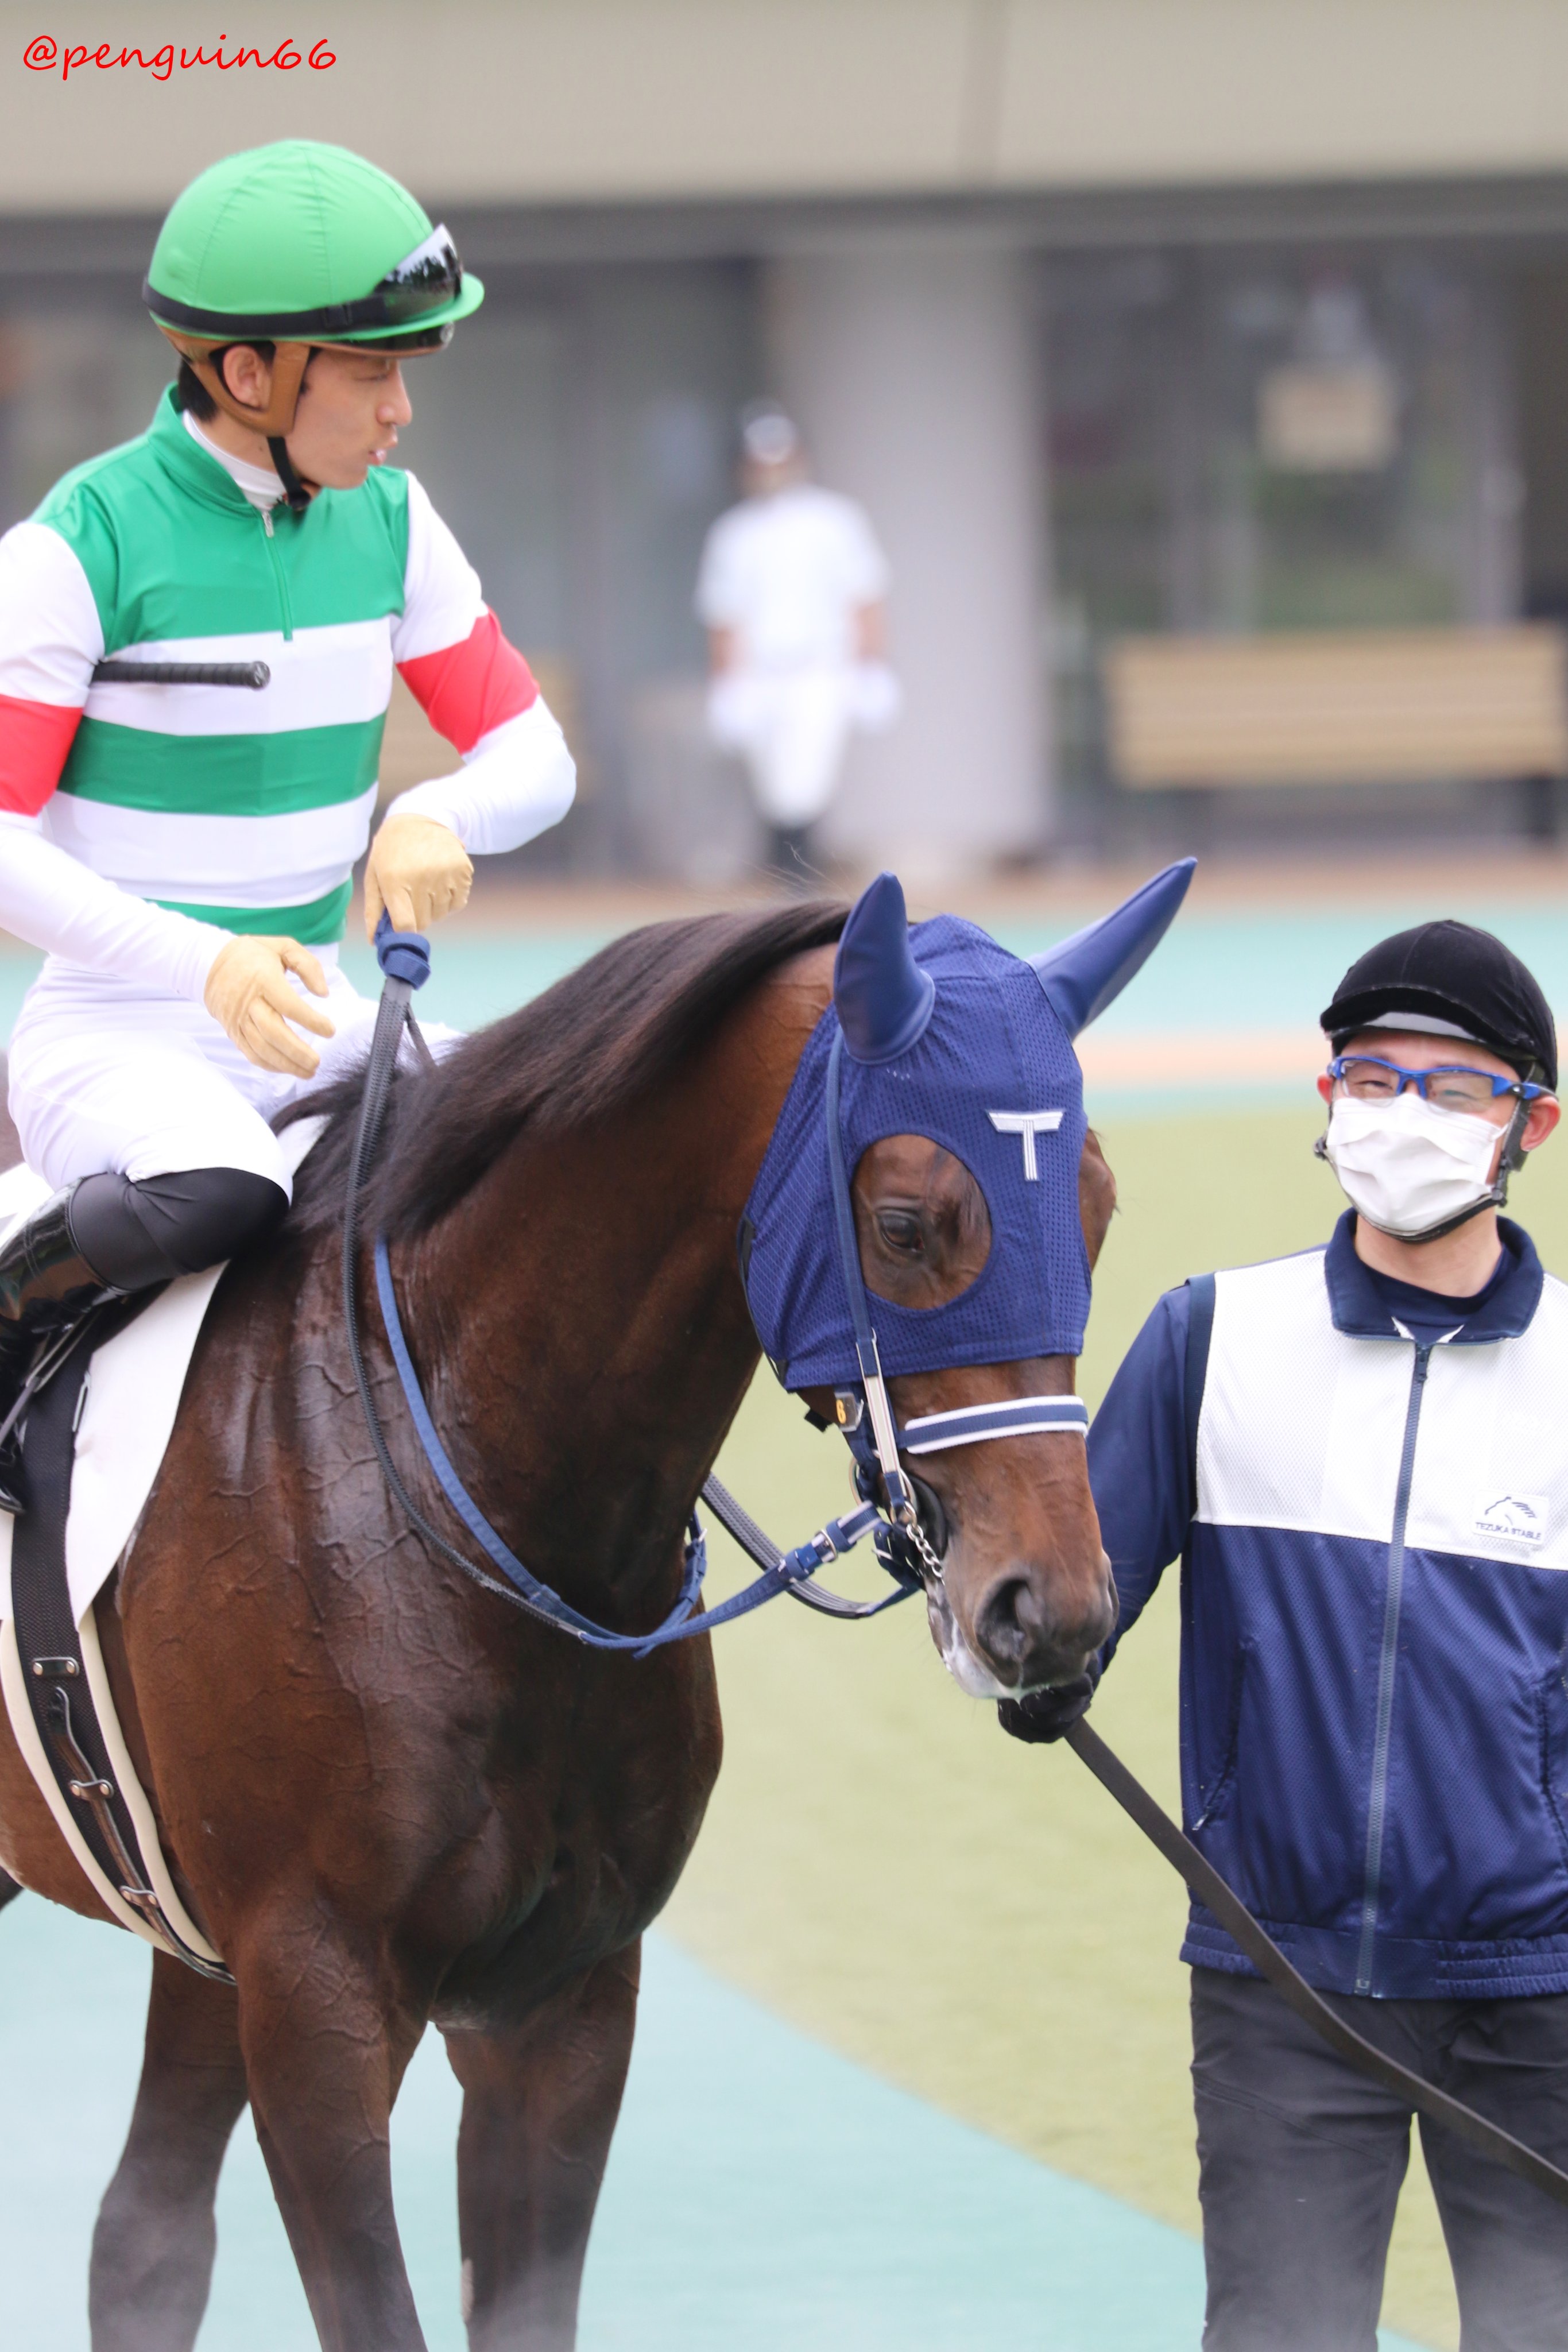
[8,2,1568,206]
[7,1,1568,868]
[768,241,1046,877]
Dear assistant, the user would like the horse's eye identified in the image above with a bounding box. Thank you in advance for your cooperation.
[877,1211,924,1255]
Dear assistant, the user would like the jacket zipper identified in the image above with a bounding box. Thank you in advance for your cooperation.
[1354,1340,1433,1994]
[259,502,293,640]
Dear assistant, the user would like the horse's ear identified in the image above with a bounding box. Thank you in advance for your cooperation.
[1029,858,1196,1039]
[834,871,936,1064]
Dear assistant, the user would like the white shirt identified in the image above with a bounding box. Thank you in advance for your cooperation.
[183,411,284,512]
[696,483,888,672]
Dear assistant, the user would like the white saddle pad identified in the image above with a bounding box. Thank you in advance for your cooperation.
[0,1117,324,1627]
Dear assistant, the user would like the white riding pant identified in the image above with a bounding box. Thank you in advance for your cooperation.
[706,662,901,827]
[7,953,448,1200]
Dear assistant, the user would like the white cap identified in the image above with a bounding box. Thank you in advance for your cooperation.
[740,405,800,467]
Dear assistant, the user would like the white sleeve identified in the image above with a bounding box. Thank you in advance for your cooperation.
[0,811,229,1000]
[384,700,576,856]
[695,509,748,628]
[390,472,485,663]
[837,499,889,604]
[0,520,102,710]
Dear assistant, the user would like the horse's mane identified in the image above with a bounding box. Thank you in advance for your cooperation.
[283,898,848,1239]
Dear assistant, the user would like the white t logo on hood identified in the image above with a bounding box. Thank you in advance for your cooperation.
[988,1109,1065,1181]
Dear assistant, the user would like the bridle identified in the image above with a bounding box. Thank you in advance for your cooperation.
[815,1026,1087,1584]
[344,920,1568,2214]
[344,923,1086,1653]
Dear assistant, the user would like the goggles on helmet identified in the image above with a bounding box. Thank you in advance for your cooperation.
[144,223,465,349]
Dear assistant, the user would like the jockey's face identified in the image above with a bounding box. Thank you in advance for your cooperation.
[285,348,415,489]
[214,343,415,490]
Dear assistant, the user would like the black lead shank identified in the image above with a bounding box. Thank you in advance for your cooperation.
[91,659,270,688]
[1065,1719,1568,2210]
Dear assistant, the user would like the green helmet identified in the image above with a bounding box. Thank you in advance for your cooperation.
[145,139,483,354]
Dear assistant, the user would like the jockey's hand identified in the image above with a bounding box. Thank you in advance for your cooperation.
[204,935,334,1079]
[363,813,473,941]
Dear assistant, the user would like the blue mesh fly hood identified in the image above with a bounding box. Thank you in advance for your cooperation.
[741,862,1195,1392]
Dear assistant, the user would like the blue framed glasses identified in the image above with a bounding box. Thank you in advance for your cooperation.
[1327,1055,1546,1113]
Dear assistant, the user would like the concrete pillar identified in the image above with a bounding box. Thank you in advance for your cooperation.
[764,239,1050,880]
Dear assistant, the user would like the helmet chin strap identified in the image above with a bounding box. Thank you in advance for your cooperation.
[266,435,315,513]
[157,327,319,509]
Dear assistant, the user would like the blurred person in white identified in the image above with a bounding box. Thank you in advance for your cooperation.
[697,403,900,884]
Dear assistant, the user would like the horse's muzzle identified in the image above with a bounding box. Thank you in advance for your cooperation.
[970,1550,1117,1695]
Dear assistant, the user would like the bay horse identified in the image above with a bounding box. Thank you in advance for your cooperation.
[0,898,1120,2351]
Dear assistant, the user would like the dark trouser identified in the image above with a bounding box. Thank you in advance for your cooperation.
[765,821,817,885]
[1191,1966,1568,2351]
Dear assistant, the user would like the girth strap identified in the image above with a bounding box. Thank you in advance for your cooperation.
[7,1333,231,1981]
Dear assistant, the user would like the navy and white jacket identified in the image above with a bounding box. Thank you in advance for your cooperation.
[1091,1213,1568,2001]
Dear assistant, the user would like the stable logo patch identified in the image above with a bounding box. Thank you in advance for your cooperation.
[1474,1491,1548,1548]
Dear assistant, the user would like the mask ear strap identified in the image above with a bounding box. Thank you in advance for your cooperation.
[1494,1090,1534,1194]
[824,1030,916,1528]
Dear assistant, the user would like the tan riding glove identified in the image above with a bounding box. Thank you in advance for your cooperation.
[363,813,473,941]
[204,935,335,1079]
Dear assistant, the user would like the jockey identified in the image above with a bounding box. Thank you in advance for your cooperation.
[0,141,576,1508]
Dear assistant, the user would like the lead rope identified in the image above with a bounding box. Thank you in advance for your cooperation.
[1064,1721,1568,2208]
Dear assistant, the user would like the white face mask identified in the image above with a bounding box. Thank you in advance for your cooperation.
[1324,1089,1504,1240]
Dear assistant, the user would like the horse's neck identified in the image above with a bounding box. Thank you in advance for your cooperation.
[399,954,833,1609]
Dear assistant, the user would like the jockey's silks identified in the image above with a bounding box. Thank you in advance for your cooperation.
[741,914,1093,1390]
[0,385,536,944]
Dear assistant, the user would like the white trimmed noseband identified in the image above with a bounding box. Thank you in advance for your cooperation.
[895,1395,1090,1455]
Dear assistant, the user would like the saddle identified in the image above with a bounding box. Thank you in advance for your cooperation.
[0,1121,322,1974]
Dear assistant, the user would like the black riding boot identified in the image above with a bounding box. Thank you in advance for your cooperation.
[0,1187,118,1514]
[0,1166,288,1512]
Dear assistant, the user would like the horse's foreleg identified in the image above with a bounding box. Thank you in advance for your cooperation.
[88,1951,249,2352]
[235,1919,429,2352]
[444,1941,641,2350]
[0,1865,20,1913]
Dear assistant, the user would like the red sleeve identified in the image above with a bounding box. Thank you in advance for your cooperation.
[0,694,83,817]
[395,608,537,757]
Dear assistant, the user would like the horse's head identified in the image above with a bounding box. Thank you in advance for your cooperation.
[826,1116,1118,1696]
[744,862,1192,1700]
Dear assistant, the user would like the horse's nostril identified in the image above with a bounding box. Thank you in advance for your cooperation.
[975,1577,1033,1668]
[974,1574,1116,1682]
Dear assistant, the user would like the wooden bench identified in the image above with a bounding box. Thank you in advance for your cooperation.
[1102,628,1568,829]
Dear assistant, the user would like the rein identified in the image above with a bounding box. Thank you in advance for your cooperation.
[344,925,1086,1650]
[344,924,925,1651]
